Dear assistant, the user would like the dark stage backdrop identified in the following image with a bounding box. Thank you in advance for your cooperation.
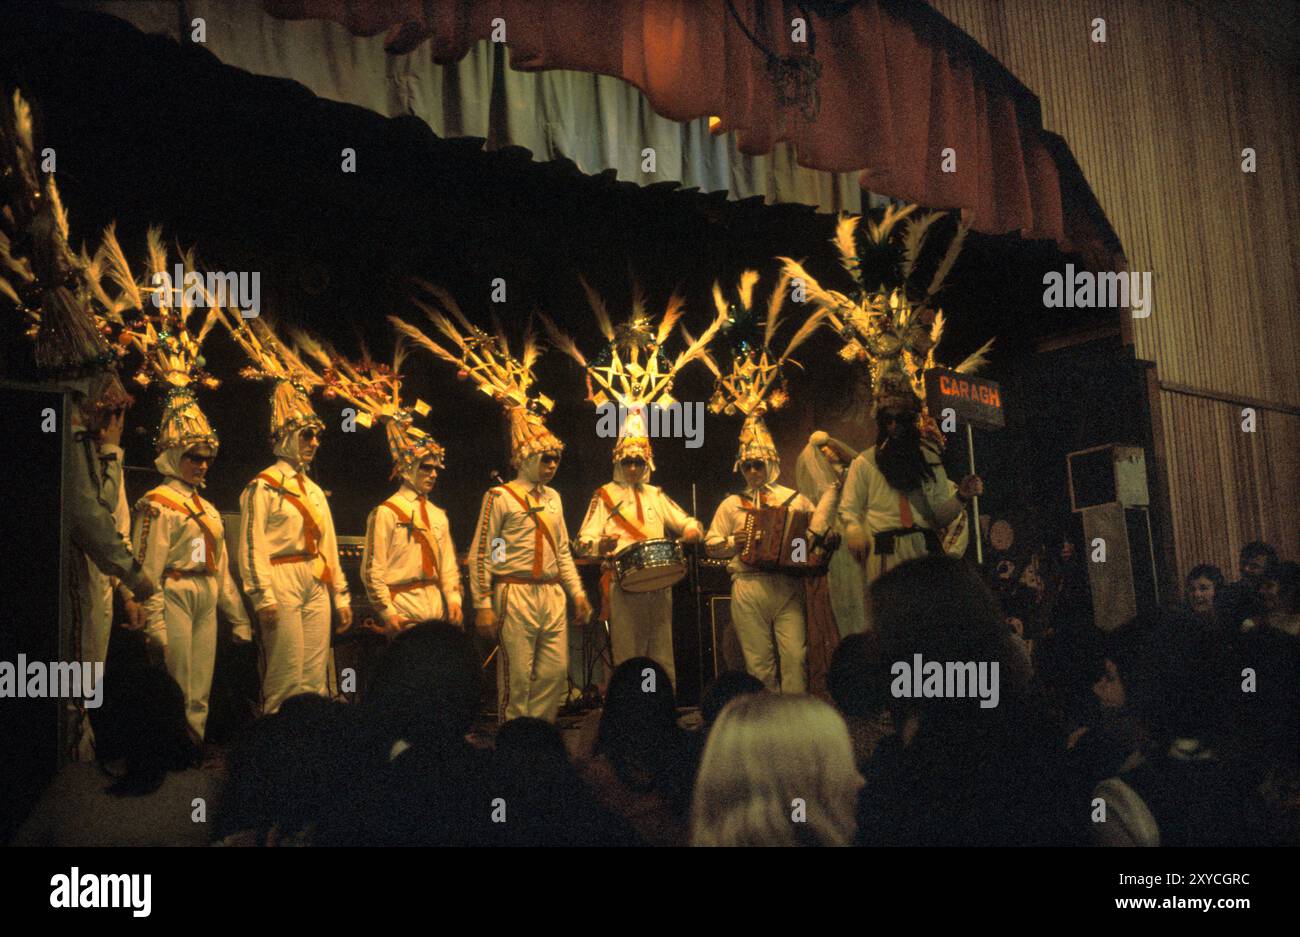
[1,4,1134,692]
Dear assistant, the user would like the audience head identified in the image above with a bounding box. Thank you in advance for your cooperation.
[869,555,1028,736]
[1185,564,1224,615]
[691,693,862,846]
[91,662,198,797]
[1260,561,1300,616]
[362,620,480,750]
[700,670,764,727]
[826,631,889,720]
[219,694,355,844]
[1239,541,1278,587]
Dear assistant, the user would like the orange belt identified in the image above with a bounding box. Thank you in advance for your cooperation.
[390,578,440,595]
[497,575,558,586]
[271,552,315,565]
[164,568,215,580]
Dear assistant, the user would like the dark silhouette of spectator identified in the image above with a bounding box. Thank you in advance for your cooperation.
[216,693,360,845]
[485,718,642,846]
[699,670,764,730]
[577,658,697,847]
[12,663,217,846]
[1216,541,1278,631]
[855,555,1078,846]
[826,632,893,771]
[317,620,492,846]
[1093,624,1272,845]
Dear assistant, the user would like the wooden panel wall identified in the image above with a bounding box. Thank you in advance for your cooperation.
[929,0,1299,570]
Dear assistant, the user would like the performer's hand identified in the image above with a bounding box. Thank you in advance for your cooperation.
[958,474,984,500]
[599,536,619,556]
[475,608,498,640]
[446,601,463,627]
[680,526,703,545]
[130,573,157,603]
[844,524,869,563]
[335,606,353,634]
[573,594,594,626]
[101,409,125,448]
[257,606,279,632]
[119,598,140,630]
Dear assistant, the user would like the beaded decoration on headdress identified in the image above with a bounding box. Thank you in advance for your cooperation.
[292,328,442,478]
[215,305,323,444]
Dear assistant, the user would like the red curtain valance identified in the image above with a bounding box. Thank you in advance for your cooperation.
[263,0,1123,269]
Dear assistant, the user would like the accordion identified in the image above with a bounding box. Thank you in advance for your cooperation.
[739,505,828,576]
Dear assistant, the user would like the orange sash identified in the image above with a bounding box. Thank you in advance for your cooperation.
[380,499,440,581]
[496,484,556,579]
[147,491,218,572]
[257,472,331,586]
[597,487,648,542]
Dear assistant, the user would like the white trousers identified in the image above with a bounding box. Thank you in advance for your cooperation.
[731,573,807,694]
[146,574,219,740]
[391,584,448,627]
[494,581,568,723]
[609,582,675,691]
[261,560,332,715]
[81,560,115,693]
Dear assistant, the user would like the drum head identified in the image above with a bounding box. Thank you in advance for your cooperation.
[619,563,686,593]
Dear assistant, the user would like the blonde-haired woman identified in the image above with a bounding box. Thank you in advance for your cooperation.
[691,693,863,846]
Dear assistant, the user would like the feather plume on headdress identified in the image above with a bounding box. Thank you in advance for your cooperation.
[778,203,991,424]
[216,302,323,444]
[292,327,443,477]
[0,90,145,417]
[391,280,560,466]
[540,278,724,466]
[687,270,828,470]
[110,240,224,456]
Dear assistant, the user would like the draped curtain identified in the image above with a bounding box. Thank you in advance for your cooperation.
[73,0,1122,266]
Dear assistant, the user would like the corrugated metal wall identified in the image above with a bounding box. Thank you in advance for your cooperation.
[929,0,1299,578]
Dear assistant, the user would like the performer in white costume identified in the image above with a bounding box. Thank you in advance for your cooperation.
[782,205,992,605]
[133,390,251,739]
[293,333,464,633]
[128,247,250,739]
[697,271,828,694]
[220,315,352,715]
[391,286,592,722]
[542,282,721,690]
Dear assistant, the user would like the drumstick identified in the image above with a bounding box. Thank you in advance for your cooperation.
[482,646,498,669]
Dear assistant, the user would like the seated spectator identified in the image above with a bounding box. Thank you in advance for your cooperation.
[699,670,764,731]
[577,658,697,847]
[691,693,862,846]
[1183,563,1225,628]
[826,632,893,771]
[485,718,641,846]
[856,555,1078,846]
[1216,541,1278,630]
[216,694,360,846]
[1243,561,1300,638]
[319,620,491,846]
[1094,623,1272,846]
[11,663,217,846]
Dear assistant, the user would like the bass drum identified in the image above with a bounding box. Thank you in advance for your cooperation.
[612,538,686,593]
